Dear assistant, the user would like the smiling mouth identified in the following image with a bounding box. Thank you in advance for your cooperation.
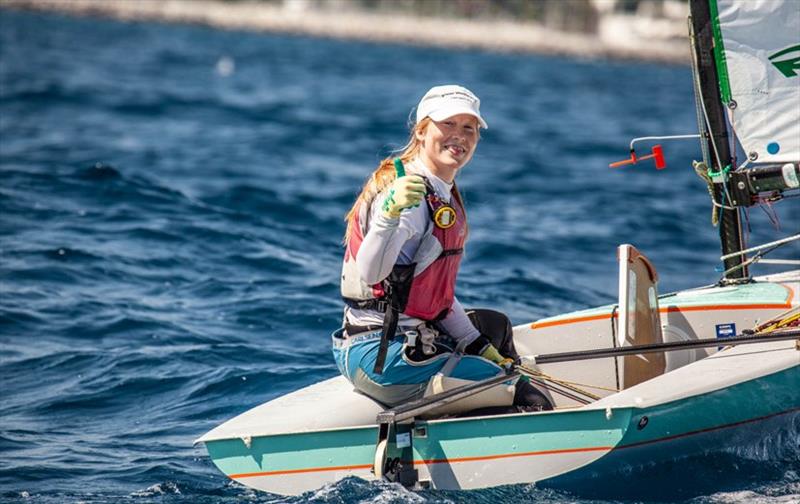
[445,144,466,157]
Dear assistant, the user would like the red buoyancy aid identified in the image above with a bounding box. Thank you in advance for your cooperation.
[341,180,467,322]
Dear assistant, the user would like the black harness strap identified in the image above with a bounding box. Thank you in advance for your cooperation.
[372,263,415,374]
[373,307,397,375]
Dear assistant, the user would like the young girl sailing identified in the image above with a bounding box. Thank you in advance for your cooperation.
[333,85,551,413]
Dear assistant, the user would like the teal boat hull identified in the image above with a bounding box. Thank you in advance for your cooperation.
[201,355,798,494]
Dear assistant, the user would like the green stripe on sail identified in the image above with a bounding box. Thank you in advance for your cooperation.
[709,0,732,104]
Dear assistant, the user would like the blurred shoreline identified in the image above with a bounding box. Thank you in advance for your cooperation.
[2,0,690,64]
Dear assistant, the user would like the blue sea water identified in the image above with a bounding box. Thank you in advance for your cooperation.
[1,8,799,504]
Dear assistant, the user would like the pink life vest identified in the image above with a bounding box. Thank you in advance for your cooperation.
[341,181,467,321]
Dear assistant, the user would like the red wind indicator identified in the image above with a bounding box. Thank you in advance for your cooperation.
[609,144,666,170]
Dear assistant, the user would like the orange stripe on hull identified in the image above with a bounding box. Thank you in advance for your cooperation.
[531,312,616,329]
[531,302,792,330]
[414,445,612,466]
[228,447,612,480]
[531,282,796,330]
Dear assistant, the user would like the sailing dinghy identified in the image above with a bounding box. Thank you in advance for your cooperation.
[197,0,800,495]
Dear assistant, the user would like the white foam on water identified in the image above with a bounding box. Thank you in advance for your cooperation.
[703,490,800,504]
[306,478,430,504]
[700,471,800,504]
[358,482,429,504]
[721,413,800,462]
[307,480,338,500]
[129,481,182,497]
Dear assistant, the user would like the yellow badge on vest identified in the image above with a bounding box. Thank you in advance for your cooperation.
[433,205,457,229]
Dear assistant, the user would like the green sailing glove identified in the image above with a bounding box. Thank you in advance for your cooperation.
[480,344,515,370]
[381,158,425,219]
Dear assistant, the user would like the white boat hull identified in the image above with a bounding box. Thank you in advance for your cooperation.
[197,274,799,495]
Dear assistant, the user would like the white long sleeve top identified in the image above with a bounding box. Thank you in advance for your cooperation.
[345,157,480,345]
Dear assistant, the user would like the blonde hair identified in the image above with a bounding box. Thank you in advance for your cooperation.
[343,118,432,244]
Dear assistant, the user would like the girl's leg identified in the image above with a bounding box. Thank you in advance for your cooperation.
[466,309,519,359]
[344,334,449,407]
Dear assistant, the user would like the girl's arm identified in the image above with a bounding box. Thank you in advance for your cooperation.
[356,197,427,284]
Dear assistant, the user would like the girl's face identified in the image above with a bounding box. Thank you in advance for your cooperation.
[415,114,480,183]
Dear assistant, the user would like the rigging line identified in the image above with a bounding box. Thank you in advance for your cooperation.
[522,372,594,405]
[691,62,736,209]
[728,96,738,175]
[610,304,621,392]
[744,198,751,249]
[520,366,606,395]
[756,306,800,333]
[519,370,591,403]
[734,157,751,172]
[727,115,748,248]
[696,49,724,172]
[687,18,737,220]
[520,366,617,395]
[721,243,784,277]
[766,313,800,330]
[694,161,737,211]
[688,16,712,167]
[717,109,736,209]
[753,306,800,334]
[758,198,781,230]
[721,170,737,208]
[719,233,800,259]
[761,318,800,334]
[533,379,592,405]
[710,196,738,211]
[744,206,752,235]
[691,28,737,209]
[758,259,800,265]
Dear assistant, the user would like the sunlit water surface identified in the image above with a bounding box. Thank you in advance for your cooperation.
[1,8,798,504]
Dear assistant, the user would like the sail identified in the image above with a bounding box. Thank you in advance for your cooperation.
[712,0,800,163]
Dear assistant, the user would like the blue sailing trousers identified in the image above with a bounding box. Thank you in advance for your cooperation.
[331,328,502,406]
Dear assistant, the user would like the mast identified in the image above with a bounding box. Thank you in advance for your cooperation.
[689,0,748,281]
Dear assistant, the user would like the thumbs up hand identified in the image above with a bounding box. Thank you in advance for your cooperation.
[381,159,425,218]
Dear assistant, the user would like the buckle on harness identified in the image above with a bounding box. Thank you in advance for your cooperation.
[417,325,438,356]
[404,330,418,348]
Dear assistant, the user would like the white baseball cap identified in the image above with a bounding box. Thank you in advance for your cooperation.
[415,85,488,129]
